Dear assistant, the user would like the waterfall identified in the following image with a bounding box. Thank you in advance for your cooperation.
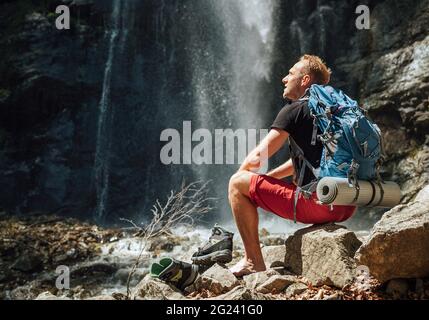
[90,0,278,223]
[188,0,277,220]
[93,0,122,222]
[193,0,276,129]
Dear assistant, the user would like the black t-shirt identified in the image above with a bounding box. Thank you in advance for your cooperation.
[271,100,323,185]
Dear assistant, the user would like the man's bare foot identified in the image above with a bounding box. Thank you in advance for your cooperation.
[229,258,265,277]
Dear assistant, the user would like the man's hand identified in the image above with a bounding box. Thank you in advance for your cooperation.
[239,128,289,172]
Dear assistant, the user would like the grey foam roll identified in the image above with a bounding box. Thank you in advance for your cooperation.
[316,177,402,207]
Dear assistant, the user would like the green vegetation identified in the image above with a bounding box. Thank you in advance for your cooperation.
[47,11,57,19]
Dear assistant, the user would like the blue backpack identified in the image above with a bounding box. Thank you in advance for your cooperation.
[289,84,384,222]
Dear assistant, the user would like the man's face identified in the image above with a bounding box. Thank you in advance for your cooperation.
[282,61,310,101]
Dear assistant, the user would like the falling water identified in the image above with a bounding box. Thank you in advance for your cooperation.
[93,0,122,222]
[91,0,279,223]
[189,0,277,220]
[194,0,276,129]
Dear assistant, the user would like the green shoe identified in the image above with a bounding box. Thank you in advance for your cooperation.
[150,257,199,291]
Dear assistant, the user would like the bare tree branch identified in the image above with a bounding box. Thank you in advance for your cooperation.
[122,180,215,298]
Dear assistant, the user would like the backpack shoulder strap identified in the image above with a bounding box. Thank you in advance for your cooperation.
[288,136,320,223]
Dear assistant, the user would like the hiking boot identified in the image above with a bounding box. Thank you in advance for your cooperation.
[150,257,199,291]
[191,224,233,266]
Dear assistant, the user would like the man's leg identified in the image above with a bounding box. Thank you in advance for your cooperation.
[228,170,266,276]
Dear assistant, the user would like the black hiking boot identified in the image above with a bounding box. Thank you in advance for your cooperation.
[191,224,234,266]
[150,257,199,291]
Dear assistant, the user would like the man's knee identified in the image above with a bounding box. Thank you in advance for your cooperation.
[228,171,254,200]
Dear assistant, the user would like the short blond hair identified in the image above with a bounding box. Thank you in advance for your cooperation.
[300,54,331,85]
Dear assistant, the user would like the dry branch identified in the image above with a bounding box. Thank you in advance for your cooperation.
[121,180,215,298]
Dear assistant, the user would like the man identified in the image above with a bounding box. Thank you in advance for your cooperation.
[228,55,357,276]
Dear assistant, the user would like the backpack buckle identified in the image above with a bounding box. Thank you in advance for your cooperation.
[347,160,360,188]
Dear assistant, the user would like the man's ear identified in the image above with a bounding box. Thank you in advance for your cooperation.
[301,74,312,87]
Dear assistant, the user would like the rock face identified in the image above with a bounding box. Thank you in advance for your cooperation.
[355,185,429,283]
[285,224,362,288]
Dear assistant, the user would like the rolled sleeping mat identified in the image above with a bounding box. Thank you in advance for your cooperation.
[316,177,401,207]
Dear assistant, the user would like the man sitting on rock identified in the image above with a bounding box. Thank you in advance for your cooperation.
[228,55,357,276]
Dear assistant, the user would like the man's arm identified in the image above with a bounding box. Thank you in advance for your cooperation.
[266,159,294,179]
[239,128,289,172]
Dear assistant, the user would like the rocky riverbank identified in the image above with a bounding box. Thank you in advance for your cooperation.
[1,185,428,300]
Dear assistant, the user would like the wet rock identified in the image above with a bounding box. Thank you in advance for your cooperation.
[147,235,191,253]
[243,269,280,290]
[256,275,298,294]
[72,262,118,277]
[113,268,148,286]
[386,279,410,298]
[285,283,308,297]
[355,186,429,283]
[262,245,286,268]
[11,254,43,273]
[284,224,361,288]
[131,275,186,300]
[193,264,240,295]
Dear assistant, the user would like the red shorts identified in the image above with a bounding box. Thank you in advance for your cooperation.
[249,174,356,224]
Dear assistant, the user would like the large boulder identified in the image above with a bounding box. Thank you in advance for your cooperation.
[262,245,286,268]
[131,275,186,300]
[284,224,362,288]
[192,264,240,295]
[355,185,429,283]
